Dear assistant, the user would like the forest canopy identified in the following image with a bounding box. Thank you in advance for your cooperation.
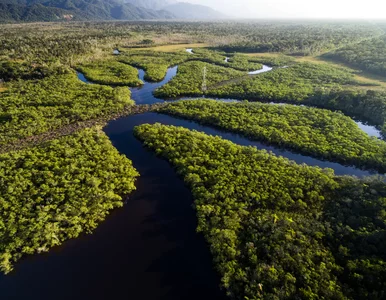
[159,100,386,172]
[0,72,134,145]
[77,61,143,86]
[0,127,139,273]
[134,123,386,300]
[323,35,386,78]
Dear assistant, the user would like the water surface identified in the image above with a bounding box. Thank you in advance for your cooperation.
[1,51,384,300]
[76,66,382,138]
[0,113,227,300]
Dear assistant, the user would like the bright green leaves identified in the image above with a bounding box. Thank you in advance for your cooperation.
[0,127,139,274]
[154,61,245,98]
[159,100,386,173]
[0,72,134,145]
[134,123,386,299]
[77,61,143,86]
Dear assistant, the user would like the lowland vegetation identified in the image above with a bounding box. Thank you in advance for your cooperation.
[158,100,386,172]
[0,72,134,146]
[154,61,245,98]
[0,127,139,274]
[134,123,386,300]
[323,35,386,78]
[1,19,386,300]
[77,61,143,86]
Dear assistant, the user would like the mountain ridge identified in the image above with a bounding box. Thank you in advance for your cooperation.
[0,0,176,22]
[124,0,225,19]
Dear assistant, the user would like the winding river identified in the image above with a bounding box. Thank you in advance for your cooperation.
[0,58,383,300]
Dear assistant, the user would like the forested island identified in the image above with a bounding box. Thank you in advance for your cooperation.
[135,122,386,300]
[0,20,385,300]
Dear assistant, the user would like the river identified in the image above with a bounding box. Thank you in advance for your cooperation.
[0,57,382,300]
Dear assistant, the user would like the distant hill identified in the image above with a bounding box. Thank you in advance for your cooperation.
[0,0,176,22]
[124,0,225,19]
[163,2,225,19]
[124,0,175,11]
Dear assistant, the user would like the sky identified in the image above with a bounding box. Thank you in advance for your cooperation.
[186,0,386,19]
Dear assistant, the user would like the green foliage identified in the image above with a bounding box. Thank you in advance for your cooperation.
[154,61,245,98]
[324,35,386,77]
[77,60,143,86]
[0,0,175,23]
[0,2,76,23]
[119,50,190,81]
[306,89,386,131]
[227,54,263,71]
[324,176,386,299]
[159,100,386,172]
[0,60,70,81]
[134,123,386,300]
[0,127,139,273]
[0,72,134,145]
[190,48,263,71]
[210,23,382,55]
[207,62,358,102]
[241,54,296,67]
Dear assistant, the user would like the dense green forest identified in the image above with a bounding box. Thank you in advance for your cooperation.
[159,100,386,172]
[155,60,365,100]
[0,72,134,145]
[323,35,386,78]
[0,127,139,273]
[207,23,382,55]
[1,20,386,300]
[154,61,245,98]
[134,123,386,300]
[0,21,382,64]
[0,0,175,23]
[206,62,360,101]
[306,89,386,137]
[0,60,69,81]
[77,61,143,86]
[118,48,265,82]
[189,48,263,71]
[119,50,191,81]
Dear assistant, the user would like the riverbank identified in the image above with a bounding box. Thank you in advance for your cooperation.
[0,103,165,155]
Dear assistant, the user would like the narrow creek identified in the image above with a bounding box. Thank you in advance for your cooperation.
[1,57,383,300]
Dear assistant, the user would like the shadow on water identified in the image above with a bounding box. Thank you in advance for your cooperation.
[108,113,379,177]
[0,112,227,300]
[3,58,382,300]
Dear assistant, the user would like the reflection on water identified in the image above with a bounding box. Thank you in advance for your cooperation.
[115,113,379,178]
[76,65,382,139]
[356,121,382,138]
[248,64,273,74]
[76,71,93,84]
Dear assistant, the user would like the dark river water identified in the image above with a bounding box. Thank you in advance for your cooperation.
[0,60,383,300]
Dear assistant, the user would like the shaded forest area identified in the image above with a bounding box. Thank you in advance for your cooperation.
[135,123,386,300]
[324,35,386,78]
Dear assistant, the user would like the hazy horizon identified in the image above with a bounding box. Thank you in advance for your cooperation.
[185,0,386,19]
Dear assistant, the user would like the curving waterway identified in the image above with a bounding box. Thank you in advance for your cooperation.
[1,58,383,300]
